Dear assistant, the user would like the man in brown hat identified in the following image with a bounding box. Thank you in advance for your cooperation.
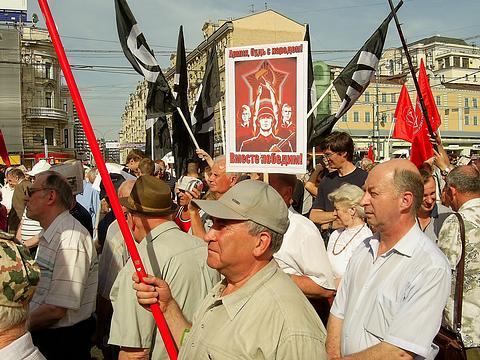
[133,180,327,359]
[108,175,219,360]
[0,236,45,359]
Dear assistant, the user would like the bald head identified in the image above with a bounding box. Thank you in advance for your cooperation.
[118,179,135,198]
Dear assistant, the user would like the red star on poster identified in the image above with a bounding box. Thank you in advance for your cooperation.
[242,60,289,105]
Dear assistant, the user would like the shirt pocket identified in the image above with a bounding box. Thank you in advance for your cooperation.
[363,293,400,341]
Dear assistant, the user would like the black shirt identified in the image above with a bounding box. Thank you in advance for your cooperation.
[70,202,94,237]
[312,167,368,212]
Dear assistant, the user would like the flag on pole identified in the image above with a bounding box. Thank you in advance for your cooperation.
[0,130,11,167]
[192,47,221,156]
[367,144,375,162]
[309,0,403,146]
[114,0,174,159]
[304,24,318,148]
[409,59,441,167]
[172,26,195,178]
[392,84,416,142]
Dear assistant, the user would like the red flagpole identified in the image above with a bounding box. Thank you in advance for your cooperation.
[36,1,178,359]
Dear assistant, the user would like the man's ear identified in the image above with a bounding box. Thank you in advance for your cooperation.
[399,191,414,213]
[252,231,272,257]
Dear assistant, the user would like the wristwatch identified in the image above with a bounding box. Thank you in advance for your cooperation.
[440,167,451,177]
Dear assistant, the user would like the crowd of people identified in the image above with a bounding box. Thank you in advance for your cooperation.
[0,130,479,359]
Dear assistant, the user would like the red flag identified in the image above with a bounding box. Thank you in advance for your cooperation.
[393,84,416,142]
[367,144,375,162]
[0,130,11,167]
[415,59,441,132]
[409,59,441,167]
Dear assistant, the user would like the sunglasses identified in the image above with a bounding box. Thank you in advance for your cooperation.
[25,187,54,197]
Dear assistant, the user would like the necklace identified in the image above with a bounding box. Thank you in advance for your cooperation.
[332,224,366,256]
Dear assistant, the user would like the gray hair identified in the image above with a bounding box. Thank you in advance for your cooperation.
[328,183,366,219]
[0,305,28,332]
[446,165,480,194]
[245,220,283,254]
[392,168,423,214]
[38,171,74,210]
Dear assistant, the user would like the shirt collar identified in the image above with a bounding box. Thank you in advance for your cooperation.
[368,223,420,259]
[430,203,439,218]
[217,260,278,321]
[142,221,179,243]
[40,210,70,243]
[459,198,480,212]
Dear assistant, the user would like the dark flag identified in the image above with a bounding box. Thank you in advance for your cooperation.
[192,47,221,157]
[309,1,403,146]
[304,24,319,149]
[114,0,174,158]
[0,129,10,167]
[172,26,195,178]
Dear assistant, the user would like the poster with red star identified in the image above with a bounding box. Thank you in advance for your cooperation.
[225,41,307,174]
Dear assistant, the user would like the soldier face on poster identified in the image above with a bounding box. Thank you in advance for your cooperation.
[225,42,307,174]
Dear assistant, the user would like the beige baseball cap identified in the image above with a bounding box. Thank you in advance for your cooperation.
[193,179,289,234]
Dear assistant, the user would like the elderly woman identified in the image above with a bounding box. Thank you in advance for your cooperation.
[326,183,372,288]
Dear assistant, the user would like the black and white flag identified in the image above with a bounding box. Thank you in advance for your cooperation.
[114,0,174,158]
[309,1,403,146]
[191,47,221,156]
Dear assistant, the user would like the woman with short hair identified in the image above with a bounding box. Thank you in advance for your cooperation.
[326,183,372,288]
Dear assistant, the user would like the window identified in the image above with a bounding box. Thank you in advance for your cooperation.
[474,116,478,126]
[465,115,470,126]
[365,112,371,123]
[473,98,478,109]
[45,62,53,79]
[436,96,441,106]
[453,57,460,67]
[45,128,54,145]
[381,93,387,103]
[63,99,68,112]
[390,93,396,103]
[364,92,370,103]
[342,114,348,122]
[464,98,469,108]
[45,92,52,108]
[353,112,359,123]
[63,128,69,148]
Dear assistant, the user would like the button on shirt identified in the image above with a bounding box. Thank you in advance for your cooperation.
[30,211,98,328]
[179,260,327,360]
[331,224,451,359]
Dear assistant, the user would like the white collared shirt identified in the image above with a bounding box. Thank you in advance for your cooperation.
[331,224,451,359]
[0,332,46,360]
[274,207,335,290]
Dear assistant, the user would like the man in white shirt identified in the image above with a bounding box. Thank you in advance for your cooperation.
[326,159,451,359]
[269,173,335,325]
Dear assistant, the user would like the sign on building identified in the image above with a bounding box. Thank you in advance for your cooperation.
[225,41,307,174]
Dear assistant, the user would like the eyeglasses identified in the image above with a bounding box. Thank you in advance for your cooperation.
[323,152,337,158]
[25,187,54,197]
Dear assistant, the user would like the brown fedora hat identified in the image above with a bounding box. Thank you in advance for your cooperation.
[120,175,176,216]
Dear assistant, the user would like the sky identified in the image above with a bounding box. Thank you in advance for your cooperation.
[24,0,480,140]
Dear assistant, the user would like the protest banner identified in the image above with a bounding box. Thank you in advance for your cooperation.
[225,41,307,174]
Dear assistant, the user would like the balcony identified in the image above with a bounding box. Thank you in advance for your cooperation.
[26,107,68,122]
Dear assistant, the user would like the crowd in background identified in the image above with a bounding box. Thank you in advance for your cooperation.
[0,130,479,359]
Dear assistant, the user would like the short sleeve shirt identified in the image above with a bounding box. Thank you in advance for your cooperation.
[179,260,327,360]
[331,224,451,358]
[312,168,367,211]
[109,221,220,360]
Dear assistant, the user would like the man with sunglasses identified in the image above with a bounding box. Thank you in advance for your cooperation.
[25,171,98,360]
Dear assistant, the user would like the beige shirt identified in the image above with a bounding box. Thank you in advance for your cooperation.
[179,260,327,360]
[30,211,98,328]
[109,221,219,360]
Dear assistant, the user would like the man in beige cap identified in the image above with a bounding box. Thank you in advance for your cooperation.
[134,180,327,359]
[0,236,45,359]
[108,175,219,360]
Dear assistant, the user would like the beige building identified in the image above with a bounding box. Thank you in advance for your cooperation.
[20,25,75,167]
[119,80,147,163]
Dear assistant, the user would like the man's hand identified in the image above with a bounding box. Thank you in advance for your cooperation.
[196,148,214,167]
[186,188,201,213]
[132,273,173,313]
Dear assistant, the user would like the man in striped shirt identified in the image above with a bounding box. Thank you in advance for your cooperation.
[25,171,98,360]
